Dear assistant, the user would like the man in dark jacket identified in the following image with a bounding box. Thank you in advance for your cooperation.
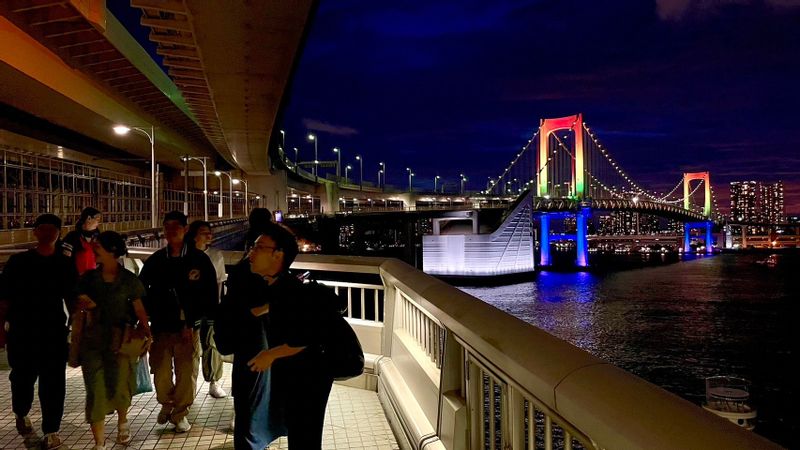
[0,214,78,450]
[245,222,343,449]
[139,211,218,433]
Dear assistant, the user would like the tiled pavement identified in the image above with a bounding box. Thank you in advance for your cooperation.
[0,364,399,449]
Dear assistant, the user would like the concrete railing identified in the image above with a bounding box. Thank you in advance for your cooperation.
[289,254,781,450]
[117,251,782,450]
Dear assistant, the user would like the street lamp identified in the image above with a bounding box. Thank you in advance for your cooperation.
[233,178,249,216]
[114,125,157,228]
[434,175,441,193]
[345,165,352,184]
[292,147,299,172]
[460,173,467,195]
[181,155,209,221]
[378,162,385,190]
[214,170,234,218]
[307,133,318,178]
[378,169,384,189]
[333,147,341,181]
[407,167,412,192]
[355,155,363,190]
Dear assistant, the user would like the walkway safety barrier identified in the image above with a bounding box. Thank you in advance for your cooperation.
[40,250,782,450]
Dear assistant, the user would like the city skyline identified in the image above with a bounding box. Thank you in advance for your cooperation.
[276,1,800,213]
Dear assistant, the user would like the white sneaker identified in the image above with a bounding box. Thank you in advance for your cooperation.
[174,416,192,433]
[209,382,228,398]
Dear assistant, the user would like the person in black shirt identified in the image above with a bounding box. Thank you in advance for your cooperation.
[246,222,341,449]
[215,258,286,449]
[0,214,78,450]
[138,211,217,433]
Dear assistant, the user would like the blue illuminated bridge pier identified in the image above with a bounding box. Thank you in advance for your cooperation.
[0,2,784,449]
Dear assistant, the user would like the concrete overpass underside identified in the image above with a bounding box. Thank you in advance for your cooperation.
[1,0,314,212]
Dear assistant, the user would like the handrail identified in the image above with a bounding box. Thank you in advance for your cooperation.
[96,250,783,449]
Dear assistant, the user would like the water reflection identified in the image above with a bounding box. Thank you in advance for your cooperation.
[459,254,796,447]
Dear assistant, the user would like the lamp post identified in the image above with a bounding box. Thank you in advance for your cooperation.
[181,155,209,221]
[460,173,467,195]
[407,167,412,192]
[292,147,299,172]
[355,155,363,190]
[333,147,341,181]
[233,178,249,216]
[307,133,318,179]
[114,125,157,228]
[434,175,441,193]
[345,165,352,184]
[214,170,234,218]
[379,162,385,190]
[378,169,383,189]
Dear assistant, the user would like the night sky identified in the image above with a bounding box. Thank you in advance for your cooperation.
[277,0,800,213]
[110,1,800,213]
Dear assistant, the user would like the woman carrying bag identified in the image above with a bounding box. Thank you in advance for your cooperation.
[75,231,151,450]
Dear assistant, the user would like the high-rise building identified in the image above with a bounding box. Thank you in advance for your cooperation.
[730,181,758,222]
[730,180,785,224]
[759,182,785,224]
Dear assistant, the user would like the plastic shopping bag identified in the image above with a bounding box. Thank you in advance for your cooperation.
[134,354,153,395]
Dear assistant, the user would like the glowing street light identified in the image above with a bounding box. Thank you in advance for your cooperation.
[378,162,386,190]
[434,175,441,192]
[333,147,342,180]
[214,170,234,218]
[407,167,413,192]
[233,178,249,215]
[344,165,352,184]
[355,154,363,190]
[114,125,157,228]
[181,155,209,221]
[307,133,318,178]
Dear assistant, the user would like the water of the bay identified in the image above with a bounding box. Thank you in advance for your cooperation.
[459,253,797,448]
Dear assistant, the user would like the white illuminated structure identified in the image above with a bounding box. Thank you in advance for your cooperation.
[423,193,535,276]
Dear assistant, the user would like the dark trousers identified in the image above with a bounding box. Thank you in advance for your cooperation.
[7,336,67,434]
[273,359,334,450]
[200,321,223,383]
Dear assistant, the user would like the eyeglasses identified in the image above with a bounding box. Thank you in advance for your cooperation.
[251,245,278,253]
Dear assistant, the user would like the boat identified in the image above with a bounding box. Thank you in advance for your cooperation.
[702,376,756,430]
[755,254,778,267]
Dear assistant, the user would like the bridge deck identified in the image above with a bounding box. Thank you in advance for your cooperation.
[0,363,398,450]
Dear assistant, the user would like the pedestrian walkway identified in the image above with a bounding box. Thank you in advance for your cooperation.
[0,364,398,449]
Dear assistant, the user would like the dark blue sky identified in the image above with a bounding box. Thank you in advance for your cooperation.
[278,0,800,212]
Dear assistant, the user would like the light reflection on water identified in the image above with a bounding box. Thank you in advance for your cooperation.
[459,254,796,447]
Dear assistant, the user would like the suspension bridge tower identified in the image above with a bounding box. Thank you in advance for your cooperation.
[682,171,714,254]
[536,113,590,267]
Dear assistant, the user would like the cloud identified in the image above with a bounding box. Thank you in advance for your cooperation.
[302,119,359,137]
[656,0,800,21]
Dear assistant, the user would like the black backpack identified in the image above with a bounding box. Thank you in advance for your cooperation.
[304,281,365,381]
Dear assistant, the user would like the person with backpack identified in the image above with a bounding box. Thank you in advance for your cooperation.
[62,207,102,275]
[245,222,356,449]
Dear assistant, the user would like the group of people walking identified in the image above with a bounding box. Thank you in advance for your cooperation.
[1,206,344,449]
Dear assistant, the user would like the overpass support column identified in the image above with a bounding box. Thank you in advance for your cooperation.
[575,207,590,267]
[705,222,713,254]
[684,223,692,253]
[539,214,551,266]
